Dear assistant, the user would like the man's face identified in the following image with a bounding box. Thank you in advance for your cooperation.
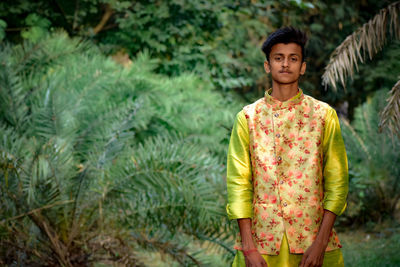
[264,43,306,85]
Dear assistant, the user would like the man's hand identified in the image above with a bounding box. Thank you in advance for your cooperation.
[299,239,326,267]
[299,210,337,267]
[244,250,268,267]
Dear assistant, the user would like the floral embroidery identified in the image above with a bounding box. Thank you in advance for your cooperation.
[233,90,342,255]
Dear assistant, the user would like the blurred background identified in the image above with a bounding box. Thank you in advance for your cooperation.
[0,0,399,266]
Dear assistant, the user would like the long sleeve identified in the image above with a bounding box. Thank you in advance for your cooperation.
[226,110,253,220]
[322,108,349,216]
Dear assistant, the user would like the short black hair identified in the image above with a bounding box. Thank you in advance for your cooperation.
[261,27,308,62]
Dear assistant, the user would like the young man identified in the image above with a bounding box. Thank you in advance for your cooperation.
[226,27,348,267]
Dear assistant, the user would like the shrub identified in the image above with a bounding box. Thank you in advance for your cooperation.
[340,90,400,225]
[0,32,237,266]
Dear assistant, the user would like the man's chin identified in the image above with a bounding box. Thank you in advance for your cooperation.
[273,79,299,85]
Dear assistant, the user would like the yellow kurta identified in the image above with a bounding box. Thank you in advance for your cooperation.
[226,89,348,266]
[232,233,344,267]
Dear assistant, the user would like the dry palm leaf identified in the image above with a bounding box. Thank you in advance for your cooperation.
[322,1,400,135]
[322,1,400,91]
[379,80,400,136]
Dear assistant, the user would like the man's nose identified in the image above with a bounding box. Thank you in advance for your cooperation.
[282,58,289,67]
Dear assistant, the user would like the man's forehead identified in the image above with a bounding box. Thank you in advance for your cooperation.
[270,43,302,55]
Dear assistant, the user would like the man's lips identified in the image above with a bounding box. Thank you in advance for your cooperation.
[279,71,292,74]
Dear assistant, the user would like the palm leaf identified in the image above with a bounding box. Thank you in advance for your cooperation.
[340,90,400,222]
[322,1,400,91]
[0,45,29,130]
[111,133,234,264]
[379,79,400,136]
[1,31,237,265]
[322,2,400,134]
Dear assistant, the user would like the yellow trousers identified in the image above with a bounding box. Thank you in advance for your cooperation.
[232,234,344,267]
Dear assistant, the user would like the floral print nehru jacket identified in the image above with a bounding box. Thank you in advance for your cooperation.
[226,89,348,255]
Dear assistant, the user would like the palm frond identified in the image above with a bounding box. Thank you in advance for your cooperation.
[1,31,238,265]
[110,133,234,263]
[340,90,400,223]
[322,1,400,90]
[13,30,94,78]
[0,45,29,130]
[379,79,400,136]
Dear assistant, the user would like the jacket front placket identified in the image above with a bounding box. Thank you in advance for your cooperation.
[271,105,287,210]
[270,104,286,237]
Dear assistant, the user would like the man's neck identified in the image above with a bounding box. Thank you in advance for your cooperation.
[270,82,299,102]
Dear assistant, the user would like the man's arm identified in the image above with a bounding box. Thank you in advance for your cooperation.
[300,108,349,267]
[238,218,256,250]
[321,108,349,216]
[226,111,267,266]
[299,210,336,267]
[226,111,253,220]
[238,218,268,267]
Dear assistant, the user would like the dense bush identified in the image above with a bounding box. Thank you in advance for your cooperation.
[1,0,394,106]
[0,32,238,266]
[340,90,400,225]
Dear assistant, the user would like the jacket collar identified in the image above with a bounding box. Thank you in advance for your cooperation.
[264,88,304,110]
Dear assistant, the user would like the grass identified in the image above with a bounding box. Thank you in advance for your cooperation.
[94,227,400,266]
[340,228,400,267]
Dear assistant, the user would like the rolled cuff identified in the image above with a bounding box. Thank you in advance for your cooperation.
[226,202,253,220]
[324,200,347,216]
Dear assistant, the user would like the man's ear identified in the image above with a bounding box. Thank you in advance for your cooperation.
[264,60,271,73]
[300,61,306,75]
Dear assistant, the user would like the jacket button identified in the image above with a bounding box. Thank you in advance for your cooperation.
[277,156,282,161]
[274,113,279,117]
[276,133,281,138]
[280,180,284,184]
[283,202,287,207]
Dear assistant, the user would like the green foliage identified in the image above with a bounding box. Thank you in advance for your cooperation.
[0,0,104,36]
[340,90,400,224]
[1,0,395,109]
[20,13,51,42]
[101,0,265,93]
[351,41,400,100]
[0,19,6,41]
[0,32,237,266]
[341,230,400,267]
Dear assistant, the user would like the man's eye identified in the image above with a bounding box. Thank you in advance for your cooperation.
[275,57,282,61]
[290,57,298,62]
